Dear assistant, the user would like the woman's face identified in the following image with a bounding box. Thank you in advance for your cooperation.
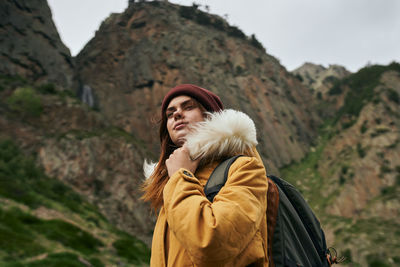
[166,95,205,146]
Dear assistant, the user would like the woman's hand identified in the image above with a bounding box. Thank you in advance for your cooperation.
[166,145,200,177]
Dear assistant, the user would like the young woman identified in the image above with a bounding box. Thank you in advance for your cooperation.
[142,84,269,267]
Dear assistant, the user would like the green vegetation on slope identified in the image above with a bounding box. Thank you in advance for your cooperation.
[6,87,43,117]
[0,139,150,266]
[279,126,336,214]
[281,62,400,266]
[178,3,265,52]
[0,207,102,259]
[0,139,102,216]
[328,62,400,128]
[280,131,400,265]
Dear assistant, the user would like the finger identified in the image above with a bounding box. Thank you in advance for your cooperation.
[173,147,183,154]
[181,144,189,153]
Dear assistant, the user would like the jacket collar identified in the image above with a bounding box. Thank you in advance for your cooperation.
[144,109,258,179]
[186,109,258,162]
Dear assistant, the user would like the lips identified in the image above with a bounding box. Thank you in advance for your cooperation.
[174,122,187,130]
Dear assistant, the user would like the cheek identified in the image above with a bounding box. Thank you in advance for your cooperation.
[166,119,174,134]
[195,112,205,123]
[189,109,205,123]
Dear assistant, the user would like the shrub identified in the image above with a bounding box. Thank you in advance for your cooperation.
[36,83,56,94]
[380,164,391,174]
[339,175,346,185]
[7,87,43,117]
[360,120,368,134]
[342,249,353,263]
[371,127,390,138]
[211,17,224,30]
[0,74,28,92]
[357,143,366,158]
[178,5,226,32]
[178,5,197,19]
[395,165,400,173]
[24,252,89,267]
[386,88,400,103]
[0,207,46,260]
[227,25,246,39]
[366,254,392,267]
[294,74,303,81]
[328,83,343,95]
[381,186,395,195]
[341,165,349,174]
[323,75,339,84]
[235,65,243,75]
[195,10,212,25]
[250,34,265,51]
[32,220,103,255]
[112,234,150,264]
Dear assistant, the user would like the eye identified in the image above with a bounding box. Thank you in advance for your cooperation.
[166,112,173,118]
[184,103,195,110]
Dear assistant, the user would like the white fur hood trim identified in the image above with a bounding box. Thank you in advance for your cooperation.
[186,109,258,161]
[143,109,257,179]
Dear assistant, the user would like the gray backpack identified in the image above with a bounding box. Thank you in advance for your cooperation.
[204,156,342,267]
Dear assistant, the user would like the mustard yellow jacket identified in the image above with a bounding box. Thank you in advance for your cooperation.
[146,110,269,267]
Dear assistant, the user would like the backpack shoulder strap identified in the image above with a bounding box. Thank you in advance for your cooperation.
[266,177,280,265]
[204,155,242,202]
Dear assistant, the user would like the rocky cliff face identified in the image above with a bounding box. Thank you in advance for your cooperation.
[0,77,155,246]
[293,63,351,119]
[321,70,400,218]
[0,0,74,89]
[321,68,400,265]
[287,64,400,266]
[76,2,320,174]
[293,62,350,97]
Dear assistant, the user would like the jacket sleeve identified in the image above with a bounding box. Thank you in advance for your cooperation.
[163,156,268,265]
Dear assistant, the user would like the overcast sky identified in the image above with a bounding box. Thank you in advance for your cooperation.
[48,0,400,72]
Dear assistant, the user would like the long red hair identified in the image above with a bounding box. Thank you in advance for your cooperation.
[141,112,176,210]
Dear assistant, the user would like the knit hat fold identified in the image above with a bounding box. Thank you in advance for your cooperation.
[161,84,224,114]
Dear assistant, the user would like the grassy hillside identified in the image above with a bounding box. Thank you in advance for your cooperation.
[281,63,400,266]
[280,132,400,266]
[328,62,400,128]
[0,138,150,266]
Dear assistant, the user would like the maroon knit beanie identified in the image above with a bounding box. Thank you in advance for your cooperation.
[161,84,224,115]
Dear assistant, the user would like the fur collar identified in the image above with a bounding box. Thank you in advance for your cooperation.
[143,109,258,179]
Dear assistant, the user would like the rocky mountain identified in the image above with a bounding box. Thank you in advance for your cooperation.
[286,63,400,266]
[293,63,352,119]
[0,0,74,90]
[293,62,351,98]
[1,0,399,266]
[75,1,320,174]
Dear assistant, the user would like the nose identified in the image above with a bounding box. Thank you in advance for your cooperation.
[173,108,183,120]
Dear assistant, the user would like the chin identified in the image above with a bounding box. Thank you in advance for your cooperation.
[173,136,186,147]
[172,131,188,147]
[175,139,185,147]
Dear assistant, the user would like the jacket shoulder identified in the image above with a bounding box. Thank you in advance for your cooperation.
[227,155,267,181]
